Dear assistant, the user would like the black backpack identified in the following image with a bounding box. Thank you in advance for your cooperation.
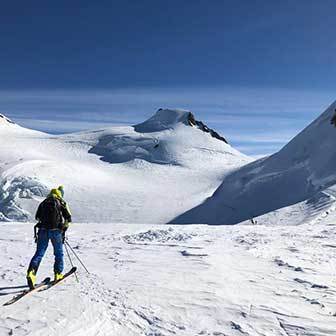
[39,197,62,229]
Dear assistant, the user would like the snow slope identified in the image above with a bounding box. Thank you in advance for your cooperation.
[1,107,336,336]
[0,109,250,223]
[0,221,335,335]
[173,102,336,225]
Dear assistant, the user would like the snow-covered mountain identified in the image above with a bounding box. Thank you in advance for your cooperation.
[173,102,336,225]
[1,108,336,336]
[0,108,250,223]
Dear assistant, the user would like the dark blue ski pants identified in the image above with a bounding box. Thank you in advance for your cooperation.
[28,229,64,274]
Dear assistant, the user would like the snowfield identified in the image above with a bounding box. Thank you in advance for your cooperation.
[1,104,336,335]
[0,109,250,223]
[0,220,336,336]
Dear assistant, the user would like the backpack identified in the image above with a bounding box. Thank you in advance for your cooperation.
[38,197,62,229]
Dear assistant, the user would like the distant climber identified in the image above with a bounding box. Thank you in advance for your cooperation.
[330,109,336,127]
[26,185,72,289]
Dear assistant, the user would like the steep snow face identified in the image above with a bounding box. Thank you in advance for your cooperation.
[0,110,250,223]
[173,101,336,224]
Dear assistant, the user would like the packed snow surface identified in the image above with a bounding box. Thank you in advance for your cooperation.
[0,218,336,335]
[0,108,249,223]
[173,102,336,224]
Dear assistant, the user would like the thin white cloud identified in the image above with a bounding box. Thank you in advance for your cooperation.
[0,87,334,156]
[14,118,126,134]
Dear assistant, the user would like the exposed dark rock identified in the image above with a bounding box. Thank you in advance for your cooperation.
[186,112,228,144]
[134,108,229,144]
[331,109,336,127]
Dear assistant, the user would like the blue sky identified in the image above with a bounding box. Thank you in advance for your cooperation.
[1,1,336,156]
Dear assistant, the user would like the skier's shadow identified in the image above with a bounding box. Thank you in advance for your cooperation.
[0,285,27,296]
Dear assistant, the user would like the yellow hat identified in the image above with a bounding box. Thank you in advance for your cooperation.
[49,188,62,199]
[58,185,64,197]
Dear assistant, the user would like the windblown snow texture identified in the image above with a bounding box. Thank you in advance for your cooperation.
[0,221,335,335]
[173,102,336,224]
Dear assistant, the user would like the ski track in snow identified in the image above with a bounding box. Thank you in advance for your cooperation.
[0,222,335,336]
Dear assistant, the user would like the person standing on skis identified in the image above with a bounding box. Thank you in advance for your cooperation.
[26,185,72,289]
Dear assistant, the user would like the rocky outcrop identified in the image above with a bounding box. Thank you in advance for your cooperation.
[135,108,228,144]
[186,112,228,144]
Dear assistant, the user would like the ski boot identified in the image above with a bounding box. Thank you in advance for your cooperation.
[54,272,64,282]
[26,268,37,290]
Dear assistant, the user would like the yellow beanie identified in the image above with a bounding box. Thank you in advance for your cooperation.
[49,188,62,199]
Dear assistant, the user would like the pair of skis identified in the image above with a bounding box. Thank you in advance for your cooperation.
[3,267,77,306]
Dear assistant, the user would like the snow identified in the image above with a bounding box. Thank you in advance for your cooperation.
[1,104,336,335]
[173,101,336,225]
[134,108,192,133]
[0,221,335,335]
[0,109,250,223]
[0,114,15,126]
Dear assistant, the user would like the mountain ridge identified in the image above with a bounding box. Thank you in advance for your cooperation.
[134,108,228,143]
[172,101,336,225]
[0,108,249,223]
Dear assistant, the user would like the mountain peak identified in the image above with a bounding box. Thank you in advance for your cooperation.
[172,100,336,225]
[134,108,228,143]
[134,108,191,133]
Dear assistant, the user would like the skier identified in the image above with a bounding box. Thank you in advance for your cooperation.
[26,185,72,289]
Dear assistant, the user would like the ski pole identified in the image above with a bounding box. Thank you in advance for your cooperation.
[64,241,79,282]
[65,239,90,274]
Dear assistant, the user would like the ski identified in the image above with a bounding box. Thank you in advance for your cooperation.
[38,267,77,292]
[3,277,51,306]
